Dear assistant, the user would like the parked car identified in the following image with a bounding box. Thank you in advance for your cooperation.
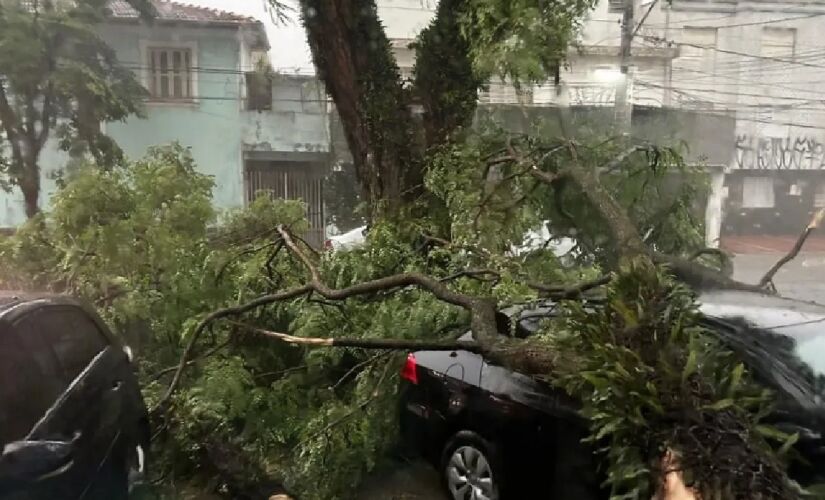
[399,289,825,500]
[0,292,149,500]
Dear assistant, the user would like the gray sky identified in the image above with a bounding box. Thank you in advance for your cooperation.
[188,0,314,72]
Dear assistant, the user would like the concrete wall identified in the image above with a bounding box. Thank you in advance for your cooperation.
[474,105,735,165]
[241,76,329,156]
[101,24,246,211]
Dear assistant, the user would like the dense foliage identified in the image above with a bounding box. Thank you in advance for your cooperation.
[548,261,796,499]
[0,136,803,500]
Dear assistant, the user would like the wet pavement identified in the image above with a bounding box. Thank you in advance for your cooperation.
[357,459,447,500]
[732,252,825,303]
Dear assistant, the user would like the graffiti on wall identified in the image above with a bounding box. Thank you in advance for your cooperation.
[735,135,825,170]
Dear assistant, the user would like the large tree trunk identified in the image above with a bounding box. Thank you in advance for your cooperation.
[413,0,482,149]
[299,0,422,219]
[20,155,40,219]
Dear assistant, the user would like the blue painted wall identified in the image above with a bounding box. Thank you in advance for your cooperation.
[0,22,329,227]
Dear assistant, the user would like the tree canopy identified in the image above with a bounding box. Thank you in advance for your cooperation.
[0,0,149,217]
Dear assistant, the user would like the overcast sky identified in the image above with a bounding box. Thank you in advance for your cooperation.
[188,0,313,72]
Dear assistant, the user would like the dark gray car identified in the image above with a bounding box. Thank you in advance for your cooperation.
[0,292,149,500]
[400,290,825,500]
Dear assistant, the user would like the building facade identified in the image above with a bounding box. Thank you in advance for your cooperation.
[0,0,330,245]
[376,0,825,248]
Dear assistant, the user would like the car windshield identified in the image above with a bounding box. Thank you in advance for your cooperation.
[708,314,825,403]
[760,318,825,399]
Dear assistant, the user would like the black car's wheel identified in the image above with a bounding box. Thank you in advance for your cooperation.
[441,431,502,500]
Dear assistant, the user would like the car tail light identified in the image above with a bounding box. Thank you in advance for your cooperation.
[400,353,418,384]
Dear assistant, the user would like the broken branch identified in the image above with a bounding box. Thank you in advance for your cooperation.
[759,208,825,290]
[233,322,483,353]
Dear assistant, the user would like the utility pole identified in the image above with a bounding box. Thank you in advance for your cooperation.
[615,0,635,133]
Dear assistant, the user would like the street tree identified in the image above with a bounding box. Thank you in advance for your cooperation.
[0,0,153,217]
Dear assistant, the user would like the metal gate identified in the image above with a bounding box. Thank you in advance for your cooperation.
[245,161,325,247]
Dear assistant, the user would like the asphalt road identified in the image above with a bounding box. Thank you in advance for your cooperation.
[357,459,447,500]
[732,252,825,303]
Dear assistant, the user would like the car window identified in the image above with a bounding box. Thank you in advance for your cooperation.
[16,306,109,385]
[706,316,825,405]
[0,330,57,445]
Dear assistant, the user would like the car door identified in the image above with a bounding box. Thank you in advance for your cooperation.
[0,326,62,449]
[478,313,589,497]
[11,306,130,499]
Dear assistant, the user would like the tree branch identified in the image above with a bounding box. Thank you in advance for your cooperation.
[0,83,24,169]
[688,248,733,276]
[601,145,644,174]
[36,81,54,149]
[233,322,483,353]
[439,269,501,283]
[147,338,232,383]
[155,226,502,415]
[528,275,612,299]
[154,284,314,414]
[758,208,825,290]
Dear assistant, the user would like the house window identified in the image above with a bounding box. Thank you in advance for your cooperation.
[814,182,825,208]
[607,0,624,13]
[148,47,193,100]
[761,27,795,58]
[742,176,775,208]
[245,72,272,111]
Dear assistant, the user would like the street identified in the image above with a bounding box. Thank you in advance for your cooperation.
[733,252,825,304]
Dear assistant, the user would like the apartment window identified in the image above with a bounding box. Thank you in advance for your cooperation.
[607,0,624,13]
[762,27,795,58]
[742,176,775,208]
[147,47,194,100]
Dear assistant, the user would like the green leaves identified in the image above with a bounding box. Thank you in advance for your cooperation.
[549,263,793,499]
[460,0,598,84]
[0,0,146,210]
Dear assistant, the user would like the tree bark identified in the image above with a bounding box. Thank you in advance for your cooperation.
[299,0,421,218]
[413,0,482,149]
[20,154,41,219]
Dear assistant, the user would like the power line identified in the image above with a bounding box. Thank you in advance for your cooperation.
[637,79,823,101]
[687,12,825,29]
[642,33,825,69]
[642,12,738,27]
[667,65,825,97]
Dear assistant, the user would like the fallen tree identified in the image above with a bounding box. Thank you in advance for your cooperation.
[0,0,820,498]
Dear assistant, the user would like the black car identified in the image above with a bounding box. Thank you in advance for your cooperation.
[0,292,149,499]
[399,290,825,500]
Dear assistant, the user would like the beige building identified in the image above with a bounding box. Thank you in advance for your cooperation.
[376,0,825,247]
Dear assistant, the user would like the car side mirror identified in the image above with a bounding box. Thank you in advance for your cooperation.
[0,438,76,487]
